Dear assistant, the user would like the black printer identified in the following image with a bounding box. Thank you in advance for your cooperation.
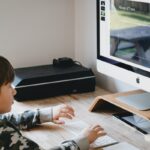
[13,64,95,101]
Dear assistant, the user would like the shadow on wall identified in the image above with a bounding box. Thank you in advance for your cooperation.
[95,72,137,93]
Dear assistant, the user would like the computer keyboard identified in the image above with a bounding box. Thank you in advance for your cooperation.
[61,120,118,148]
[90,135,118,148]
[62,120,88,135]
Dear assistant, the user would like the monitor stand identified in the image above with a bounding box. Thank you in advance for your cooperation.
[117,92,150,111]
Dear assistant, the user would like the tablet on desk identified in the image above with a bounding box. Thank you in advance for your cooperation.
[113,112,150,135]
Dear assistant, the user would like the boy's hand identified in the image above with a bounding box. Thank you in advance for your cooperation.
[81,124,106,144]
[53,104,75,124]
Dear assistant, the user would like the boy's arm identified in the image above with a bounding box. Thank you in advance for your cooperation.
[0,121,89,150]
[0,104,75,129]
[0,107,53,129]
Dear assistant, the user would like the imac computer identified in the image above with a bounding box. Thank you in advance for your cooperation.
[97,0,150,110]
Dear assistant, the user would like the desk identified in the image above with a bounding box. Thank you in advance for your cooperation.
[111,26,150,64]
[11,87,150,150]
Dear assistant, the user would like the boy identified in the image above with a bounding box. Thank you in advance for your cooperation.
[0,55,105,150]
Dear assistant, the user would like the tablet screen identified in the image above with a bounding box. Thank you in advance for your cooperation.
[113,112,150,134]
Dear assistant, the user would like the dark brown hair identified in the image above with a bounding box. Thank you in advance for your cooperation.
[0,56,15,86]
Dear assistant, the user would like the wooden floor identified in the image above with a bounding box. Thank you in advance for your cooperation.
[11,86,150,150]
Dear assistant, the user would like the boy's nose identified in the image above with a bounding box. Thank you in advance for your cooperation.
[13,88,17,96]
[11,84,17,96]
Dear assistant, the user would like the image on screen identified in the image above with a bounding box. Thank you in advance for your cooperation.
[110,0,150,69]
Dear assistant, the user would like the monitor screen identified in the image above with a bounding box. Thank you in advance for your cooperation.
[97,0,150,92]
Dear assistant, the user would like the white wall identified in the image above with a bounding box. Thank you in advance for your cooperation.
[0,0,136,92]
[0,0,74,68]
[74,0,137,92]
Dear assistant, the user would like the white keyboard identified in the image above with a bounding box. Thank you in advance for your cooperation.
[90,135,118,148]
[61,120,118,148]
[62,120,89,135]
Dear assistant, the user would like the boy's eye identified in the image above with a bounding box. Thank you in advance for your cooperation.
[7,83,12,88]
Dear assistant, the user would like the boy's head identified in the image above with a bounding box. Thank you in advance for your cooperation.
[0,56,14,87]
[0,56,16,113]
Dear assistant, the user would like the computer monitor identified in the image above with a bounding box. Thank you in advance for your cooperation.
[97,0,150,110]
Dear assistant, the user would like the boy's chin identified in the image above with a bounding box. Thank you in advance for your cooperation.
[7,108,12,113]
[7,105,12,113]
[2,109,11,114]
